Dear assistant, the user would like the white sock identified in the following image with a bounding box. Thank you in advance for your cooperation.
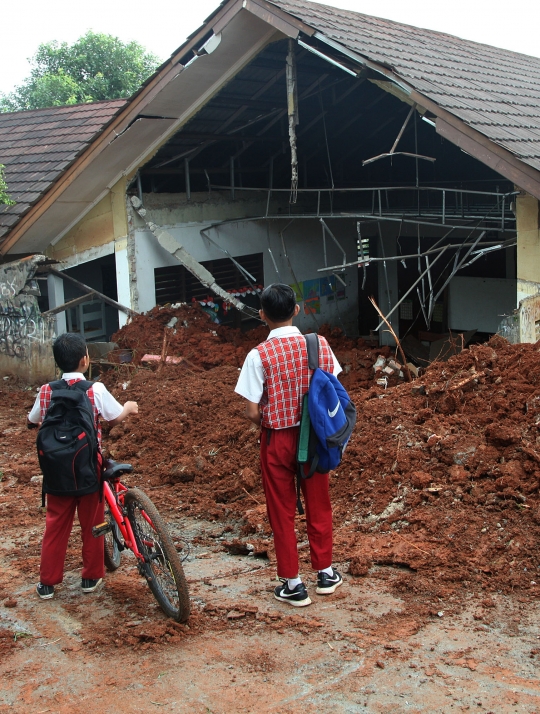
[319,566,333,576]
[287,577,302,590]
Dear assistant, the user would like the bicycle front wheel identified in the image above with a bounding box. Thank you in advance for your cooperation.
[124,488,190,622]
[104,504,122,572]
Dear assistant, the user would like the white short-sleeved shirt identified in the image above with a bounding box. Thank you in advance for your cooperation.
[28,372,123,424]
[234,326,342,405]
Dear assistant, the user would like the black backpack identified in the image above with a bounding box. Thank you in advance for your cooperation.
[37,379,101,501]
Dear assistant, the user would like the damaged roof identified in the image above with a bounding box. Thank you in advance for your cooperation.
[1,0,540,254]
[268,0,540,172]
[0,99,126,242]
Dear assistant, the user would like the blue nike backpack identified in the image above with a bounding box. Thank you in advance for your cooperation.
[296,333,356,512]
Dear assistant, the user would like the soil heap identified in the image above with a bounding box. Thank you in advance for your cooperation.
[99,305,540,601]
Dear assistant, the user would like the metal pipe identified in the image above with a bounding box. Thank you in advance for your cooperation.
[390,105,415,154]
[184,158,191,202]
[377,223,392,315]
[319,219,347,265]
[373,246,450,331]
[199,227,257,284]
[432,231,486,305]
[208,183,518,199]
[442,190,446,225]
[351,214,513,233]
[297,39,359,77]
[320,235,514,272]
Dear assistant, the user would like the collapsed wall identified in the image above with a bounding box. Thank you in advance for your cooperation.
[103,305,540,598]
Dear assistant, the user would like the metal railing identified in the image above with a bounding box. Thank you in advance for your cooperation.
[209,184,517,233]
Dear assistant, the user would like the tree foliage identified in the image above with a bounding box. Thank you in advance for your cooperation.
[0,165,15,206]
[0,32,160,112]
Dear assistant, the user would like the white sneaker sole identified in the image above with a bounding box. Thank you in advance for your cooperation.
[316,578,343,595]
[274,593,312,607]
[37,591,54,600]
[81,578,103,593]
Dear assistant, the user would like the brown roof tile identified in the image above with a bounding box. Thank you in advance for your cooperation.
[0,99,126,240]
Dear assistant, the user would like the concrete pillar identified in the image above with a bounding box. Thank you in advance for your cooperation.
[377,231,399,346]
[115,238,131,328]
[47,273,66,336]
[516,192,540,305]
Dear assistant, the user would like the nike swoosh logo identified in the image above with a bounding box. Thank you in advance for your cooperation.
[278,588,298,598]
[328,402,340,418]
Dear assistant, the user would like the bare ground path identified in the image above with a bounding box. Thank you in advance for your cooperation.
[1,491,540,714]
[2,345,540,714]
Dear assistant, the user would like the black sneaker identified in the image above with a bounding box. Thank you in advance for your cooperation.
[81,578,103,593]
[36,583,54,600]
[316,569,343,595]
[274,579,311,607]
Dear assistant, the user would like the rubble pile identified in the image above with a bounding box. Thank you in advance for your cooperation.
[110,303,268,370]
[102,307,540,599]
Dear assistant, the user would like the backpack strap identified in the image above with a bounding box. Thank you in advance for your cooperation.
[296,334,321,514]
[304,333,319,370]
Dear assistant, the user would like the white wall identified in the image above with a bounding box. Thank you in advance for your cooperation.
[448,276,518,333]
[133,207,359,335]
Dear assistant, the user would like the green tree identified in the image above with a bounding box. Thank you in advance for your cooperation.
[0,32,160,112]
[0,165,15,206]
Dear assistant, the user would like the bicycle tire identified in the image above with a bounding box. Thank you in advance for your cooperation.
[103,504,122,572]
[124,488,190,622]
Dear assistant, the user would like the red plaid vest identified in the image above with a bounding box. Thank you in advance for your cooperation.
[39,379,102,445]
[256,334,334,429]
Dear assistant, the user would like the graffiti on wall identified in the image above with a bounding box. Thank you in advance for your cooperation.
[0,254,52,362]
[0,296,47,359]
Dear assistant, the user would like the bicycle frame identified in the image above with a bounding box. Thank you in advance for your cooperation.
[103,478,152,562]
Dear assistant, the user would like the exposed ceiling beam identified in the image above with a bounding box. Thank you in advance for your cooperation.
[161,132,285,143]
[304,28,540,200]
[142,167,269,174]
[432,114,540,202]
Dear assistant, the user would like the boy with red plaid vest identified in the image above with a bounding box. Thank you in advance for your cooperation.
[235,283,343,606]
[28,333,138,600]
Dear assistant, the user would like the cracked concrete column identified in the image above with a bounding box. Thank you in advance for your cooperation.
[115,237,132,328]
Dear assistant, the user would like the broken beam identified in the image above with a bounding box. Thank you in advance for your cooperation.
[42,293,98,316]
[47,268,137,316]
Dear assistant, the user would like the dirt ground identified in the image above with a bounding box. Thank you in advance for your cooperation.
[2,304,540,712]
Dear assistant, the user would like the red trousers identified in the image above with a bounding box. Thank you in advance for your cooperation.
[260,426,333,579]
[40,491,104,586]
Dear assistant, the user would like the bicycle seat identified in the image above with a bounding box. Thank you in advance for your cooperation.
[102,461,133,480]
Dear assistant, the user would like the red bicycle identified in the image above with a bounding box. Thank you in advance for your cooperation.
[93,461,190,622]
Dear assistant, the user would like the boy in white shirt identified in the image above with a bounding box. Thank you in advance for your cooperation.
[28,333,138,600]
[235,284,343,606]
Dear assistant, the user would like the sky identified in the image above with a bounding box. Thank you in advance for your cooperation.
[1,0,539,95]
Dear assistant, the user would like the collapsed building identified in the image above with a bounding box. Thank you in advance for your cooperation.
[1,0,540,380]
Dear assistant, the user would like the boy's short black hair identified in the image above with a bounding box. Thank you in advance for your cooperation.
[260,283,297,322]
[53,333,88,373]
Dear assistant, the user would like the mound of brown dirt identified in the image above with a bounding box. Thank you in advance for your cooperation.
[102,308,540,599]
[111,304,384,388]
[110,304,268,369]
